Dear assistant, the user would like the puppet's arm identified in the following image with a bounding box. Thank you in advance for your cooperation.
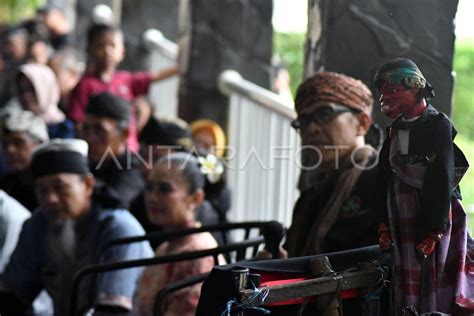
[415,231,444,256]
[378,223,392,251]
[417,114,454,255]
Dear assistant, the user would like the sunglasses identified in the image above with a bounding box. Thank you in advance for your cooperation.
[291,104,360,130]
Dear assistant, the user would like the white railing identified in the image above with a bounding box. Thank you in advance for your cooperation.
[219,70,301,227]
[140,29,301,227]
[142,29,180,118]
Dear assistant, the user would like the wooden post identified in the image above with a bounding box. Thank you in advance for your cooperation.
[310,256,340,316]
[357,261,381,316]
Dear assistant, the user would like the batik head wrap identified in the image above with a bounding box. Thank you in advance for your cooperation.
[295,71,373,115]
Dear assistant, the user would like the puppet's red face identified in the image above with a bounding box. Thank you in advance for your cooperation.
[379,83,420,119]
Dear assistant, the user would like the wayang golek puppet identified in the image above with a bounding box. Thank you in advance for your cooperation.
[374,58,473,315]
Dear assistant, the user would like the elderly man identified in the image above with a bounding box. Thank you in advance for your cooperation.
[283,71,379,257]
[0,139,152,315]
[82,92,144,209]
[197,72,384,315]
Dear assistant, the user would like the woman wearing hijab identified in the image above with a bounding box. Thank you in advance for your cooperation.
[16,63,74,139]
[190,119,231,221]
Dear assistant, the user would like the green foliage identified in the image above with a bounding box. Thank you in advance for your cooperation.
[453,39,474,139]
[0,0,44,23]
[452,38,474,231]
[454,119,474,231]
[453,134,474,231]
[273,32,305,95]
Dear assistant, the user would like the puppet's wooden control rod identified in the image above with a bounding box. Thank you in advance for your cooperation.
[238,257,384,315]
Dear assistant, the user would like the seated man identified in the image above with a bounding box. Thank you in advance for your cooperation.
[82,92,145,209]
[0,139,153,315]
[261,71,379,259]
[0,110,49,211]
[0,190,30,272]
[220,72,383,315]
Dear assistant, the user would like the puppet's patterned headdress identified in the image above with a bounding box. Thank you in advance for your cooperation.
[374,58,435,98]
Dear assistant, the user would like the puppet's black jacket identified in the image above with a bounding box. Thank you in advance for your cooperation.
[375,105,467,236]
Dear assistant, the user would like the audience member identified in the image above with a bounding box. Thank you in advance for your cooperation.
[48,47,85,112]
[68,23,179,152]
[132,116,193,233]
[82,92,144,209]
[190,119,231,222]
[16,63,74,138]
[26,35,51,64]
[0,27,28,106]
[134,117,224,241]
[36,5,70,50]
[190,119,226,158]
[0,110,49,211]
[140,116,193,173]
[0,190,30,272]
[0,139,153,315]
[134,153,225,316]
[1,27,28,68]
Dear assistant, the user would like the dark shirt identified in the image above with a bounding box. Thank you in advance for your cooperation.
[50,33,69,50]
[47,119,75,139]
[91,151,145,209]
[0,171,37,212]
[204,179,231,222]
[286,155,379,256]
[0,204,152,315]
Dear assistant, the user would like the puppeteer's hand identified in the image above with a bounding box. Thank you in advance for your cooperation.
[415,232,443,257]
[378,223,392,251]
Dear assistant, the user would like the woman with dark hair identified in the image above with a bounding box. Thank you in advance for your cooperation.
[134,153,225,316]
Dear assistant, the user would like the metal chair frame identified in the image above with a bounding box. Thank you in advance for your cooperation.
[70,237,265,316]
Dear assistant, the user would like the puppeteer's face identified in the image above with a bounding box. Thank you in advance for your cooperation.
[379,83,419,119]
[298,102,362,163]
